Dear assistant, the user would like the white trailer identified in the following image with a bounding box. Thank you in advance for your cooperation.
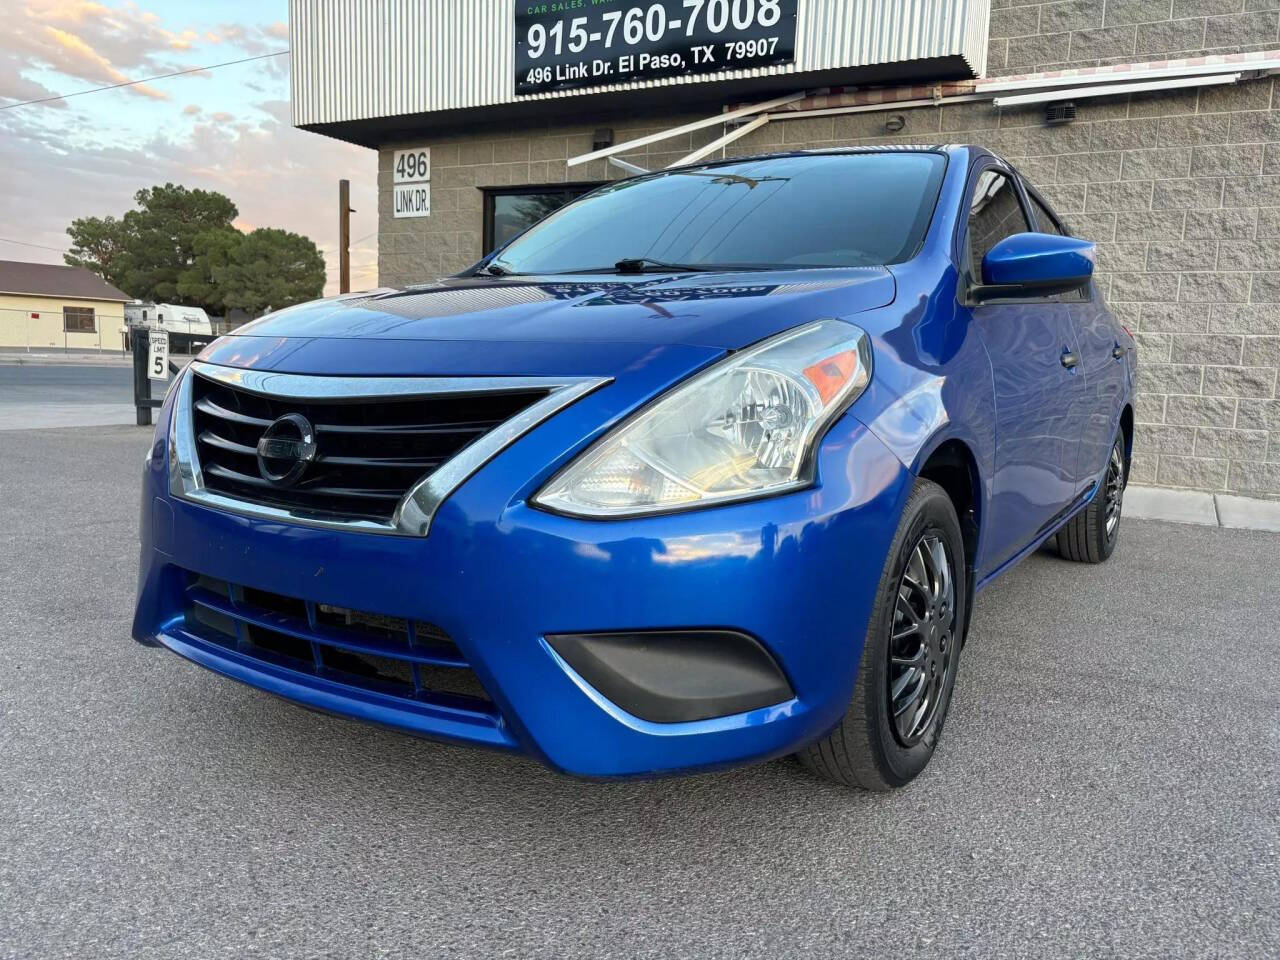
[125,302,215,353]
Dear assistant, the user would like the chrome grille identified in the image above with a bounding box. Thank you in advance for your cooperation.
[170,362,609,536]
[189,370,549,523]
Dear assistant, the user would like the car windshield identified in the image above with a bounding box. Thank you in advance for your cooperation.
[487,152,947,275]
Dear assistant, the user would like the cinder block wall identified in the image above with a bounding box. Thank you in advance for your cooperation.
[377,0,1280,498]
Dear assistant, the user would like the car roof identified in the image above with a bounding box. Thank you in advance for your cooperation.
[659,144,1000,176]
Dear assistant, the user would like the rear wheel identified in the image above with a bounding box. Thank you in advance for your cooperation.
[1057,431,1126,564]
[798,479,966,790]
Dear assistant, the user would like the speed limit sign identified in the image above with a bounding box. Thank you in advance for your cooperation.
[147,329,169,382]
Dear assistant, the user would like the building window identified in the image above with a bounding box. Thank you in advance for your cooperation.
[483,183,602,254]
[63,306,96,333]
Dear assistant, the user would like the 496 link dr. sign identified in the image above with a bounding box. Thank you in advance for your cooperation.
[515,0,798,96]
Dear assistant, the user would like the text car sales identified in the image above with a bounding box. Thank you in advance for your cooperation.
[524,1,586,11]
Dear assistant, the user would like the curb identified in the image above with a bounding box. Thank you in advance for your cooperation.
[1126,485,1280,533]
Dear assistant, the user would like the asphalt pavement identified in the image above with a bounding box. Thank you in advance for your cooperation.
[0,362,138,430]
[1,424,1277,960]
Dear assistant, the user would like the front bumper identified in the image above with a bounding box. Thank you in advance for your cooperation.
[133,385,911,778]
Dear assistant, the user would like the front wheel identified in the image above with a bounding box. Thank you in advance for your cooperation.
[798,478,966,790]
[1057,431,1126,564]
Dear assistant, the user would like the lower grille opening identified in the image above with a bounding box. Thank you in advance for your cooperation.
[244,586,308,622]
[179,572,494,713]
[245,623,313,667]
[416,662,491,702]
[322,646,416,691]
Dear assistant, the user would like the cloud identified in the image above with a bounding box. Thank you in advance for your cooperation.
[0,78,380,295]
[256,99,290,124]
[42,25,168,99]
[0,55,66,107]
[1,3,288,109]
[2,2,191,105]
[0,3,381,295]
[207,22,288,59]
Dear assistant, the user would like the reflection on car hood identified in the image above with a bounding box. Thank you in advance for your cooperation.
[230,268,896,352]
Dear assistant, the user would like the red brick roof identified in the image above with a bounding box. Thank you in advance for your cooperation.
[0,259,129,301]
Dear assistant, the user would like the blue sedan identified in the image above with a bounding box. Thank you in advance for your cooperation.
[134,145,1135,789]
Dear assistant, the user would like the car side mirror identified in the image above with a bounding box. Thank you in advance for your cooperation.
[973,232,1095,301]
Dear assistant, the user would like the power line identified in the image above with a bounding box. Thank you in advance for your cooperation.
[0,51,288,111]
[0,236,66,253]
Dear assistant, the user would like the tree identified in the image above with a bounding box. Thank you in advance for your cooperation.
[174,228,242,309]
[64,215,128,289]
[214,228,326,317]
[62,184,325,316]
[116,184,238,309]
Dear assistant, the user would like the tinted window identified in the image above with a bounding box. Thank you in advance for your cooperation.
[1026,187,1088,300]
[489,152,947,274]
[967,170,1031,281]
[1027,190,1065,236]
[486,186,598,252]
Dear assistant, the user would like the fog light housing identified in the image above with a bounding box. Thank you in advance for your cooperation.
[547,629,794,723]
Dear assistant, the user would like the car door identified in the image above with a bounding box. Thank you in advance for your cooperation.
[962,164,1087,576]
[1025,186,1125,489]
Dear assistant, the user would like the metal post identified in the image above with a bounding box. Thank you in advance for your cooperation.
[339,178,351,294]
[133,327,152,427]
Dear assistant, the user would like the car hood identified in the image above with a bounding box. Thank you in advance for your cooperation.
[202,268,895,378]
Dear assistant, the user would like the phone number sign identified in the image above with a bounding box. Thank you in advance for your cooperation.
[515,0,797,96]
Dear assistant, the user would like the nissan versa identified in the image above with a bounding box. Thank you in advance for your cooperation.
[134,146,1135,789]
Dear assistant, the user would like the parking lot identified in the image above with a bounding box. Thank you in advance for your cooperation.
[1,415,1277,959]
[0,359,135,430]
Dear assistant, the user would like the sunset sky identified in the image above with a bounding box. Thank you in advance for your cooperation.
[0,0,379,295]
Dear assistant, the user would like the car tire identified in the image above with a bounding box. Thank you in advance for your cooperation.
[1057,431,1126,565]
[798,478,966,791]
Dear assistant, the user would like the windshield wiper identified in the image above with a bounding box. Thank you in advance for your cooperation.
[613,257,706,274]
[532,260,783,275]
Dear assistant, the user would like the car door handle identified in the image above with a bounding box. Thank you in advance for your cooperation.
[1060,348,1079,370]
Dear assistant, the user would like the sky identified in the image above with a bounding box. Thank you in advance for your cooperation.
[0,0,379,296]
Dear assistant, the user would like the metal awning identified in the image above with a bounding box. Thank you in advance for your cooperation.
[566,49,1280,171]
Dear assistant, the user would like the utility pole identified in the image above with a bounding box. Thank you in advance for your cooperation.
[339,178,352,294]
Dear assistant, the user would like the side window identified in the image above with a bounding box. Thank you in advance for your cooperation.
[966,170,1031,282]
[1027,191,1065,236]
[1027,188,1088,299]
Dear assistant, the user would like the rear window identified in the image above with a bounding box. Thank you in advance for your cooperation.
[489,152,947,275]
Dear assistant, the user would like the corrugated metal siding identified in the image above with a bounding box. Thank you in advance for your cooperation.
[290,0,991,127]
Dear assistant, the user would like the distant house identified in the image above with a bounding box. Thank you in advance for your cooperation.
[0,259,130,350]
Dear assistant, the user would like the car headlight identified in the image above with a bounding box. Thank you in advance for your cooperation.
[534,319,872,517]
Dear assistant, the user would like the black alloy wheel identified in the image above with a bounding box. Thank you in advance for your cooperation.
[1104,441,1125,538]
[798,478,967,790]
[888,533,957,747]
[1058,430,1127,564]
